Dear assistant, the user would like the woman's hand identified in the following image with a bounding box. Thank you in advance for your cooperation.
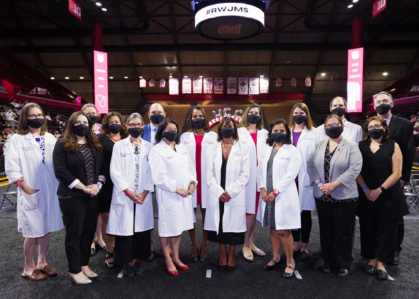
[188,183,196,195]
[85,184,100,197]
[219,192,230,203]
[366,188,382,202]
[176,188,189,198]
[20,183,37,195]
[261,188,269,203]
[320,183,334,195]
[128,192,143,204]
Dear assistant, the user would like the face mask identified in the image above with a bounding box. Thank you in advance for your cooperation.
[293,115,306,125]
[73,124,90,137]
[27,118,45,129]
[331,107,346,117]
[162,131,177,142]
[150,114,164,125]
[271,133,287,143]
[89,115,99,124]
[108,124,122,134]
[247,114,260,124]
[220,127,235,138]
[128,128,143,138]
[325,126,343,139]
[376,104,391,115]
[368,129,384,139]
[192,118,205,129]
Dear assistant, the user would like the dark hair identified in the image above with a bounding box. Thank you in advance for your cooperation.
[239,103,264,130]
[155,118,180,144]
[187,106,210,132]
[217,117,239,142]
[18,102,48,135]
[289,102,314,130]
[362,116,390,141]
[266,118,292,146]
[324,114,343,127]
[101,111,128,138]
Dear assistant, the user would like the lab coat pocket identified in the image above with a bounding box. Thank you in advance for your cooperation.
[113,192,127,205]
[21,190,42,211]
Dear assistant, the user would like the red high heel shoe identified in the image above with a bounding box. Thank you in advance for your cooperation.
[166,266,179,276]
[175,263,189,271]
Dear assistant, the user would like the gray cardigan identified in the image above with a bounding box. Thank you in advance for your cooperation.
[307,138,363,200]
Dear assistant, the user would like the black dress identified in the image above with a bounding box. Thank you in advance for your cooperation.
[98,134,116,213]
[207,155,245,245]
[358,139,405,264]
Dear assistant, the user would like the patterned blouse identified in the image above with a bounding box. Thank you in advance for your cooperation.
[80,144,95,185]
[34,137,45,164]
[263,148,279,229]
[133,143,141,193]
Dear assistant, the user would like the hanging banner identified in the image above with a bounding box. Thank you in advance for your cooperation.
[182,78,192,94]
[75,96,82,105]
[193,77,203,94]
[149,78,155,88]
[159,78,166,88]
[238,77,248,95]
[260,77,269,94]
[93,50,108,114]
[204,78,213,94]
[169,78,179,95]
[139,78,146,88]
[214,77,224,94]
[249,77,259,95]
[291,76,297,87]
[372,0,386,18]
[305,76,312,87]
[227,77,237,94]
[347,47,364,113]
[275,77,282,87]
[69,0,82,21]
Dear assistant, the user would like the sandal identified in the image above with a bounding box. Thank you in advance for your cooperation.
[282,265,295,279]
[105,251,115,269]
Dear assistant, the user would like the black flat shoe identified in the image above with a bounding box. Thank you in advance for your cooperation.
[322,263,333,273]
[393,252,400,265]
[123,265,134,278]
[300,251,309,262]
[364,265,376,275]
[227,265,236,272]
[337,268,349,279]
[133,262,142,276]
[263,259,280,270]
[282,265,295,279]
[218,264,227,272]
[376,269,388,280]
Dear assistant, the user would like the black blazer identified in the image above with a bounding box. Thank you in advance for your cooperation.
[389,115,415,182]
[53,139,104,197]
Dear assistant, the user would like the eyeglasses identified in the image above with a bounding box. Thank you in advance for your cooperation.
[128,123,143,128]
[375,98,390,105]
[325,123,341,129]
[368,124,383,130]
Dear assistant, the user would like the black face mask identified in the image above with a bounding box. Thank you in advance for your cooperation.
[293,115,306,125]
[376,104,391,115]
[331,107,346,117]
[192,118,205,129]
[247,114,260,124]
[220,127,235,138]
[27,118,45,129]
[368,129,384,140]
[271,133,287,143]
[150,114,164,125]
[325,126,343,139]
[89,115,99,124]
[108,124,122,134]
[128,128,143,138]
[162,131,177,142]
[73,124,90,137]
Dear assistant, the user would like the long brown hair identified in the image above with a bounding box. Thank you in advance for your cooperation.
[289,102,314,130]
[63,111,102,152]
[101,112,128,138]
[239,103,264,130]
[18,103,48,135]
[187,106,210,132]
[362,116,390,141]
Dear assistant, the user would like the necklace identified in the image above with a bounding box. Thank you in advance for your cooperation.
[221,143,233,148]
[109,134,121,142]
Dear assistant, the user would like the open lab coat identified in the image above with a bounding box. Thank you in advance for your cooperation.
[4,133,64,238]
[107,137,154,236]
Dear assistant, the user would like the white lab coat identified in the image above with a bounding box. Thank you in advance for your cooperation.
[4,133,64,238]
[180,131,218,208]
[149,141,197,237]
[316,118,362,144]
[257,144,302,230]
[237,127,269,214]
[107,137,154,236]
[291,127,317,211]
[204,141,250,234]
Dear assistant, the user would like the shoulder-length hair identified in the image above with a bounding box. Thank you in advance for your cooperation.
[217,117,239,142]
[155,118,180,144]
[63,111,103,152]
[324,114,343,127]
[362,116,390,141]
[187,106,210,132]
[266,118,292,146]
[18,102,48,135]
[101,111,128,138]
[239,103,264,130]
[288,102,314,130]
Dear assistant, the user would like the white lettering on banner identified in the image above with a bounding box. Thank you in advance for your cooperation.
[193,78,203,94]
[372,0,386,17]
[93,50,108,114]
[182,78,192,94]
[347,47,364,113]
[227,77,237,94]
[204,78,213,94]
[69,0,82,20]
[214,78,223,94]
[238,77,248,95]
[96,69,106,73]
[249,78,259,95]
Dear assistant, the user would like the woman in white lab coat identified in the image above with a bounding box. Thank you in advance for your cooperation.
[180,107,217,261]
[257,118,302,278]
[5,103,64,281]
[289,102,317,261]
[149,118,197,276]
[107,113,154,277]
[238,103,269,261]
[205,117,250,272]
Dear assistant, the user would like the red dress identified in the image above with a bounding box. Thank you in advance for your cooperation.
[247,132,260,215]
[194,134,204,206]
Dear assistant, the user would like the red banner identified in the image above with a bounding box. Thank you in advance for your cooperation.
[305,76,312,87]
[347,47,364,113]
[291,76,297,87]
[149,78,155,88]
[69,0,82,20]
[372,0,386,18]
[93,50,108,114]
[275,77,282,87]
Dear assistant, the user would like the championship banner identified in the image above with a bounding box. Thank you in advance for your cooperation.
[159,78,166,88]
[249,77,259,95]
[182,78,192,94]
[275,77,282,87]
[214,77,224,94]
[227,77,237,94]
[238,77,248,95]
[347,47,364,113]
[169,78,179,95]
[193,77,203,94]
[93,50,108,114]
[305,76,312,87]
[260,77,269,94]
[291,76,297,87]
[69,0,82,20]
[204,78,213,94]
[139,78,146,88]
[149,78,155,88]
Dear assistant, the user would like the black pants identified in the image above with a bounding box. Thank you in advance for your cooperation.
[59,195,100,274]
[316,199,357,269]
[291,211,312,243]
[115,230,152,266]
[396,217,404,253]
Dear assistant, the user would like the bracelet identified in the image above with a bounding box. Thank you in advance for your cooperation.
[362,186,369,191]
[125,190,131,196]
[315,180,323,186]
[16,179,24,187]
[95,182,102,191]
[272,191,278,197]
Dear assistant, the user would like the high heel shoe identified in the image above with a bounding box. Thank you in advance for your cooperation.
[282,265,295,279]
[69,273,92,285]
[82,270,98,278]
[191,245,199,262]
[166,266,179,276]
[218,264,227,272]
[174,263,189,271]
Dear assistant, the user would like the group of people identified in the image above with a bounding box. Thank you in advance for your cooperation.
[4,91,415,284]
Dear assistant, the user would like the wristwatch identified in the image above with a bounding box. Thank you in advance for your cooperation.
[379,186,386,192]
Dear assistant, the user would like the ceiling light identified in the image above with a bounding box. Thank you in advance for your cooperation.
[169,73,173,78]
[95,2,102,7]
[382,72,388,76]
[139,76,143,79]
[353,0,359,2]
[80,76,84,79]
[199,75,203,78]
[124,76,128,79]
[109,76,114,79]
[50,77,55,80]
[101,8,107,11]
[348,4,353,8]
[65,76,70,80]
[390,88,396,92]
[260,74,264,78]
[184,75,188,78]
[321,73,326,76]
